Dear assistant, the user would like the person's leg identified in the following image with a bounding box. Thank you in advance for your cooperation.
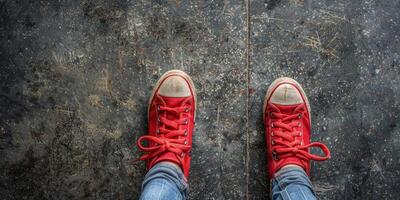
[136,70,197,199]
[140,162,188,200]
[271,165,316,200]
[263,78,331,200]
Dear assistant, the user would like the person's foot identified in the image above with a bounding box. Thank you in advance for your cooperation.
[263,77,330,178]
[137,70,196,178]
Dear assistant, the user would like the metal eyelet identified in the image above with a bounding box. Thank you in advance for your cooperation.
[184,119,188,125]
[184,141,188,145]
[300,141,304,145]
[156,129,160,134]
[298,114,302,118]
[272,151,278,160]
[270,112,274,117]
[157,105,160,111]
[271,140,275,145]
[180,152,185,157]
[271,123,274,128]
[298,122,301,127]
[271,131,274,136]
[185,107,189,112]
[299,132,302,136]
[157,117,160,122]
[184,130,188,136]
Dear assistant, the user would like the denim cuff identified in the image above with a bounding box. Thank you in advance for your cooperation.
[142,162,189,194]
[273,166,315,195]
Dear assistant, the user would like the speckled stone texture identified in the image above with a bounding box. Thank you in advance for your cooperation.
[1,0,400,199]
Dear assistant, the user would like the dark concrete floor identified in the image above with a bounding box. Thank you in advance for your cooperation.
[1,0,400,199]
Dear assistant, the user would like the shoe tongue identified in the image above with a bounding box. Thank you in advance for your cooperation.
[151,152,182,168]
[158,95,188,131]
[273,103,301,114]
[159,95,187,107]
[150,96,186,171]
[278,157,308,172]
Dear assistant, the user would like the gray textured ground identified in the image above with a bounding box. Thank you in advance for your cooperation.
[1,0,400,199]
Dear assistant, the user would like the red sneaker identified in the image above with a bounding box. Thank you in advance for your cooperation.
[263,77,330,178]
[137,70,196,178]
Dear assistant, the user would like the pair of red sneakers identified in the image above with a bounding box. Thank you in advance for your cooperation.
[137,70,330,179]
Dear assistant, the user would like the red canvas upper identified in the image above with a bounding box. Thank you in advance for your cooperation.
[264,84,330,179]
[137,76,195,178]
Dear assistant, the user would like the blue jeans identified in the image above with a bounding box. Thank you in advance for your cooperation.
[271,166,317,200]
[140,163,316,200]
[140,162,188,200]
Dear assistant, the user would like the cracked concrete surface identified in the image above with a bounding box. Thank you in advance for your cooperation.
[1,0,400,199]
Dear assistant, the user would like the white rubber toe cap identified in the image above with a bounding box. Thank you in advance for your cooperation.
[269,83,303,105]
[158,76,191,97]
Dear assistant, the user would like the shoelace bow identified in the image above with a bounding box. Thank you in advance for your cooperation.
[137,99,191,162]
[269,103,330,162]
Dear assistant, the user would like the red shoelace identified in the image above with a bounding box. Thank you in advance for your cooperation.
[269,103,330,162]
[137,101,191,161]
